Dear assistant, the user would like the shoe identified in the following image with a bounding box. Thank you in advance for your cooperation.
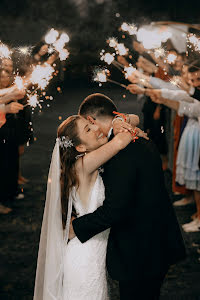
[191,213,197,220]
[182,219,198,229]
[15,193,24,200]
[173,197,195,207]
[183,219,200,232]
[0,203,12,214]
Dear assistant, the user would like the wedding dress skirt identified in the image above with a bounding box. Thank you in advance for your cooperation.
[63,173,110,300]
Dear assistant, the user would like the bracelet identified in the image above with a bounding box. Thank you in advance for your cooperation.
[112,116,124,125]
[113,111,127,122]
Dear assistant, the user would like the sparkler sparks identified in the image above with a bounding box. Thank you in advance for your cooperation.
[93,68,108,83]
[124,66,136,79]
[14,76,24,90]
[153,47,166,58]
[45,28,59,44]
[100,52,115,65]
[93,67,126,88]
[137,27,172,49]
[108,37,118,48]
[121,22,137,35]
[17,46,32,56]
[187,34,200,52]
[27,94,40,108]
[0,43,12,58]
[169,76,181,87]
[30,63,54,90]
[166,53,177,64]
[58,48,70,61]
[116,43,128,56]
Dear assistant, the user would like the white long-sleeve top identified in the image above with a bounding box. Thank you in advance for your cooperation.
[178,99,200,119]
[149,77,180,90]
[161,89,194,103]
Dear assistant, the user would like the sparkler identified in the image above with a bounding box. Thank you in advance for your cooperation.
[93,68,127,88]
[108,37,118,48]
[169,76,181,87]
[100,51,124,71]
[187,34,200,52]
[166,53,177,64]
[30,63,54,90]
[137,26,172,49]
[45,28,59,44]
[17,46,32,56]
[121,22,137,35]
[14,76,24,90]
[124,66,136,79]
[153,47,166,58]
[0,43,12,58]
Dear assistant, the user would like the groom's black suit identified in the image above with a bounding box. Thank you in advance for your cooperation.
[73,136,186,299]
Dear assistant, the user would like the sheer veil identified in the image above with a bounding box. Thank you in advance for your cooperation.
[34,139,73,300]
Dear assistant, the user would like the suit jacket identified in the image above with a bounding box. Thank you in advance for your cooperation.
[73,138,186,281]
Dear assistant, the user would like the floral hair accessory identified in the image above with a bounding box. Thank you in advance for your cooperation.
[57,136,74,149]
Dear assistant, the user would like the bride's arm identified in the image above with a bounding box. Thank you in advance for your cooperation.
[79,133,132,175]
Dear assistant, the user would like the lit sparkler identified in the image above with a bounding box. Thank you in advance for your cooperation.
[93,67,127,88]
[166,53,177,64]
[116,43,128,56]
[30,63,54,90]
[169,76,181,87]
[187,34,200,52]
[17,46,32,56]
[27,94,40,108]
[121,22,137,35]
[153,47,166,58]
[45,28,59,44]
[124,66,136,79]
[108,37,118,48]
[0,43,12,58]
[14,76,24,90]
[137,26,172,49]
[100,52,115,65]
[58,48,70,61]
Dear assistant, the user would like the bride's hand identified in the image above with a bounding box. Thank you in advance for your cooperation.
[112,118,133,136]
[69,217,76,240]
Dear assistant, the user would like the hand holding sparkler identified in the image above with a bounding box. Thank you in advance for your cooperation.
[136,56,158,74]
[127,84,146,95]
[5,102,24,114]
[146,89,163,104]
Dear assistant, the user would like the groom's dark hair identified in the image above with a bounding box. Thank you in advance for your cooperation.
[79,93,117,119]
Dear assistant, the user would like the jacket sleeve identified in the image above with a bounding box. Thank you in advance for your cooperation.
[73,148,136,243]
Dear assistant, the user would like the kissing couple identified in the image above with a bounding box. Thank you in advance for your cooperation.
[34,93,186,300]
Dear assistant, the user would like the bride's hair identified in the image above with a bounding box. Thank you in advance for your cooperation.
[57,115,82,229]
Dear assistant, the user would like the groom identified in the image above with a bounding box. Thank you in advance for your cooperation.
[71,93,186,299]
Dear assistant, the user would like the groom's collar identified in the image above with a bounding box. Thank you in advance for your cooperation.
[107,127,114,141]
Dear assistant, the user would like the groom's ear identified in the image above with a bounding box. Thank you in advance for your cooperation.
[75,144,87,153]
[87,116,96,124]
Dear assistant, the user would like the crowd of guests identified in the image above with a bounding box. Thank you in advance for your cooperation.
[0,42,61,214]
[117,37,200,232]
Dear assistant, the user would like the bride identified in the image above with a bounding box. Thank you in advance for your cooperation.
[34,113,146,300]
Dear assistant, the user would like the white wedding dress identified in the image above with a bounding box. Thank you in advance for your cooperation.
[63,173,110,300]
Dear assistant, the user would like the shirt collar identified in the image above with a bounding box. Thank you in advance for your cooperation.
[107,127,113,139]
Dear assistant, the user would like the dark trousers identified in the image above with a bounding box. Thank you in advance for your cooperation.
[119,274,166,300]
